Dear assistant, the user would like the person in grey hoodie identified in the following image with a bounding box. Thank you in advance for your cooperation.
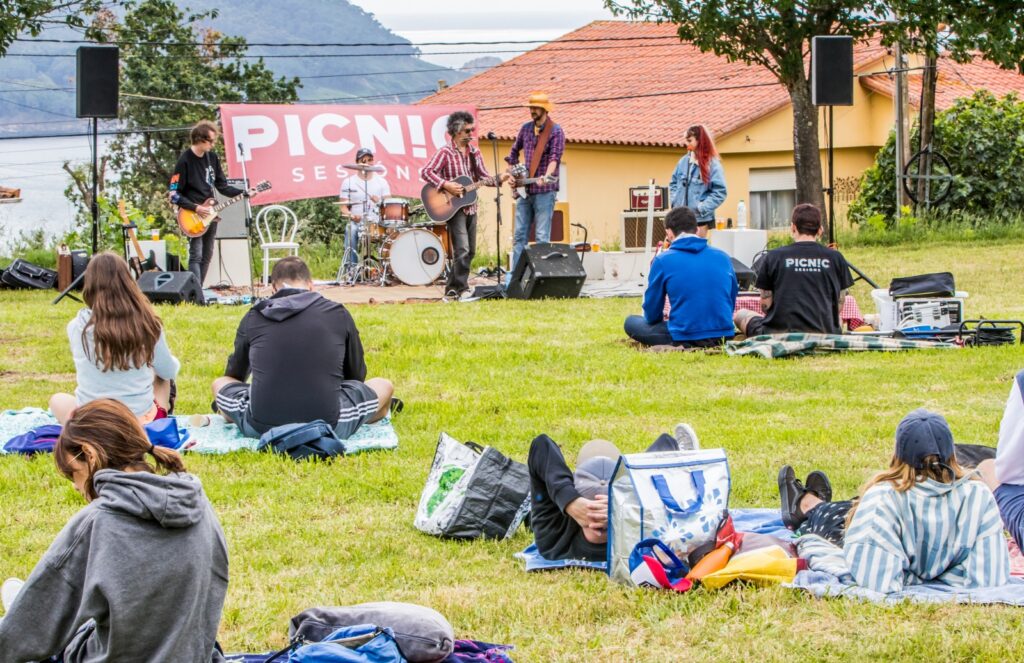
[0,399,229,662]
[49,252,180,425]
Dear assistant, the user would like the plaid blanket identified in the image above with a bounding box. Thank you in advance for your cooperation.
[726,333,958,359]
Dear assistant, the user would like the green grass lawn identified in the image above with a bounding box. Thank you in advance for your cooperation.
[2,240,1024,661]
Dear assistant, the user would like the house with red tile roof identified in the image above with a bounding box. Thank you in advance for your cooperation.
[419,20,1024,251]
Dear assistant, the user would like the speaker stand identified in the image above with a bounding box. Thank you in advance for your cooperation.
[52,272,85,305]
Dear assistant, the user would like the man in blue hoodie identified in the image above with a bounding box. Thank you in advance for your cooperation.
[624,206,738,347]
[211,257,393,438]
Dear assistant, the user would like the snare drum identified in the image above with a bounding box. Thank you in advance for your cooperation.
[380,198,410,225]
[380,228,446,286]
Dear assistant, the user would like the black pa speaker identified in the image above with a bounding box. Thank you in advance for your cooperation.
[731,257,757,291]
[811,36,853,106]
[507,243,586,300]
[76,46,119,118]
[138,271,204,305]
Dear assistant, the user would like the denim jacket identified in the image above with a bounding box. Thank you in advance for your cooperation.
[668,154,727,222]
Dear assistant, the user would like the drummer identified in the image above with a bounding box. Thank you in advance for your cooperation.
[339,147,390,274]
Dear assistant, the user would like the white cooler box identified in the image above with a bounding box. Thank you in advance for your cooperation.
[871,288,969,332]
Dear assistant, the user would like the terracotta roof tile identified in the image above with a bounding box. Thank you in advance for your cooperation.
[860,54,1024,109]
[419,21,888,148]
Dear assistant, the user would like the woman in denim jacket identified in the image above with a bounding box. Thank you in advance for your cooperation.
[668,124,727,232]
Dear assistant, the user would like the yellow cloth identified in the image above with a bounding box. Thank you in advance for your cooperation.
[700,545,798,590]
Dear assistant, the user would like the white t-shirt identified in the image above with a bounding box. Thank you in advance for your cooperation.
[339,176,390,223]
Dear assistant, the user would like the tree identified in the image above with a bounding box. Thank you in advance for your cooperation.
[0,0,103,57]
[96,0,298,230]
[606,1,888,214]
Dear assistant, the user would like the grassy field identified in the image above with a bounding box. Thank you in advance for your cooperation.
[2,240,1024,661]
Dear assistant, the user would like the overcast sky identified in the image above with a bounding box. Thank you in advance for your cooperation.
[347,0,619,68]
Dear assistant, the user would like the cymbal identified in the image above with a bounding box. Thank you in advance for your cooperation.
[342,163,386,173]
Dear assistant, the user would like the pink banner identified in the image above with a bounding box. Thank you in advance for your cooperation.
[220,103,474,205]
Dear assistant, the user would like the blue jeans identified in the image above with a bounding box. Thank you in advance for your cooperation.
[507,190,557,284]
[624,315,727,348]
[188,220,217,286]
[342,221,360,272]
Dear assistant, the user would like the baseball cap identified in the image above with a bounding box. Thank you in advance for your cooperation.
[355,147,374,161]
[894,408,955,469]
[573,439,620,500]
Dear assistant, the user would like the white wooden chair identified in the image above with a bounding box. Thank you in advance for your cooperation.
[255,205,300,285]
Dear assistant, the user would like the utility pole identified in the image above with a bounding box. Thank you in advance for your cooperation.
[893,41,911,217]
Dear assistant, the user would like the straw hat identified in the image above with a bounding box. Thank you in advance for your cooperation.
[525,91,553,112]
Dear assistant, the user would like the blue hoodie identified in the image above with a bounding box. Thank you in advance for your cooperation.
[643,235,738,341]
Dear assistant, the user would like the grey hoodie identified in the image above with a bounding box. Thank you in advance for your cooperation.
[0,470,229,663]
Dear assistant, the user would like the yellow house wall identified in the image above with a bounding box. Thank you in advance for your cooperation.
[469,55,899,253]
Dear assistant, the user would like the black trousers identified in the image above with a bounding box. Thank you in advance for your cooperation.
[527,432,679,562]
[446,210,476,294]
[188,220,218,286]
[798,500,854,546]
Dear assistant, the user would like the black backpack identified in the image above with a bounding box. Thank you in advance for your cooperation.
[257,420,346,461]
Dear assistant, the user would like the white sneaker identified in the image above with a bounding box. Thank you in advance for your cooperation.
[673,423,700,451]
[2,577,24,612]
[458,289,476,302]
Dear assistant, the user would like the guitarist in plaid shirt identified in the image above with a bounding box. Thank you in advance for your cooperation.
[420,111,510,300]
[504,91,564,286]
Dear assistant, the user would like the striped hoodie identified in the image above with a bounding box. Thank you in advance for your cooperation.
[799,475,1009,594]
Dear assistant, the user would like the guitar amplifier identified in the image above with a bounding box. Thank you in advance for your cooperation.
[138,271,204,305]
[507,243,586,300]
[629,186,668,211]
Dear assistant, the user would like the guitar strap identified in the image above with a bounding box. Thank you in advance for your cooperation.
[528,119,553,178]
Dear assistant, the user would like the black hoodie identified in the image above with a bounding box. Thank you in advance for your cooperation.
[225,288,367,432]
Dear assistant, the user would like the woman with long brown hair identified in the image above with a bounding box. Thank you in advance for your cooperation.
[778,409,1009,594]
[49,251,179,424]
[0,399,228,661]
[668,124,727,233]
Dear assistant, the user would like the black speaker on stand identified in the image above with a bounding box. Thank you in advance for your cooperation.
[811,36,853,248]
[76,46,119,255]
[507,243,586,300]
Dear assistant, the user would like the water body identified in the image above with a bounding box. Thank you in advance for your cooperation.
[0,135,113,252]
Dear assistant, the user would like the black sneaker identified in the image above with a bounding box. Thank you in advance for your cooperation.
[805,470,833,503]
[778,465,809,530]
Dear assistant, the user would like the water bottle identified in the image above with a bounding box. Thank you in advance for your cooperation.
[736,199,747,229]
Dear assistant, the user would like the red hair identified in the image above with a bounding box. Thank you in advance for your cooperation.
[686,125,719,185]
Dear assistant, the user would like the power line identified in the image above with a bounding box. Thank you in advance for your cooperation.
[0,125,192,142]
[14,34,680,48]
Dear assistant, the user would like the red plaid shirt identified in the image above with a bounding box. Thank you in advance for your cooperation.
[419,141,495,216]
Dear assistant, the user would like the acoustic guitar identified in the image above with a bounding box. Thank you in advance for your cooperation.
[420,176,495,224]
[117,199,159,279]
[509,163,557,199]
[175,179,271,238]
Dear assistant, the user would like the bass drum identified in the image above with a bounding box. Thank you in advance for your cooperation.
[381,229,446,286]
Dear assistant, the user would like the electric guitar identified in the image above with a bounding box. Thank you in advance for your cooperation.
[509,163,557,199]
[175,180,271,238]
[420,176,493,223]
[117,199,159,279]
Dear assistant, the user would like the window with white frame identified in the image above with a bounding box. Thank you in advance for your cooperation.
[748,168,797,230]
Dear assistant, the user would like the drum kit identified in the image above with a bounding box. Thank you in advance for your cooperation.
[335,163,452,287]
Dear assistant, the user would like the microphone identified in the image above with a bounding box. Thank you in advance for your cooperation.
[237,142,246,159]
[485,131,498,140]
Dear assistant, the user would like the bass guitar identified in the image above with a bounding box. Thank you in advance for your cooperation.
[420,176,495,224]
[509,163,557,199]
[117,199,159,279]
[175,179,271,238]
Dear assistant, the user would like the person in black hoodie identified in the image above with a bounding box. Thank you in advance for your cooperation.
[0,399,229,662]
[212,256,393,438]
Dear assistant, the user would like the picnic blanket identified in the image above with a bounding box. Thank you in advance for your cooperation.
[726,333,958,359]
[791,570,1024,605]
[227,639,515,663]
[0,408,399,456]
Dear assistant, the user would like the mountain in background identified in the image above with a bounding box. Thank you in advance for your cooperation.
[0,0,473,135]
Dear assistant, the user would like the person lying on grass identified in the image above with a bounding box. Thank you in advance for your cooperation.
[976,368,1024,553]
[779,408,1009,594]
[0,399,229,662]
[49,251,179,425]
[528,423,699,562]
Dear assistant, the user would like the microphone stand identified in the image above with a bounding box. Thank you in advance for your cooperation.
[485,131,507,298]
[237,142,261,304]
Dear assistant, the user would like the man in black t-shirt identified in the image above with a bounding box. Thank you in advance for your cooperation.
[734,204,854,336]
[211,257,394,438]
[169,120,243,287]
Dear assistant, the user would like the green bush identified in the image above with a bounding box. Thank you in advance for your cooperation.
[850,91,1024,224]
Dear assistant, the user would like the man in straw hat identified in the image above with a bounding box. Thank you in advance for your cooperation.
[527,423,699,562]
[504,91,565,286]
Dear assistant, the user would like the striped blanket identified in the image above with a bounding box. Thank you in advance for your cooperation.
[726,333,958,359]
